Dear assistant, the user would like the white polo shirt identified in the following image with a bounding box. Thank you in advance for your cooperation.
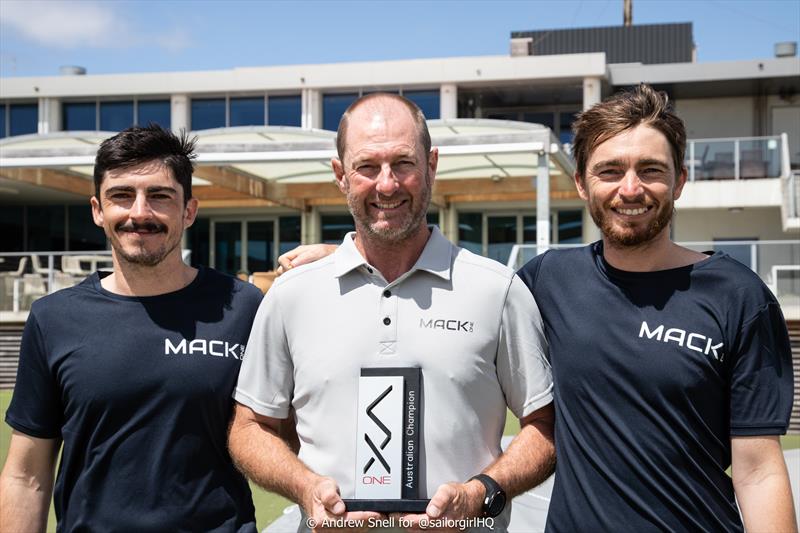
[234,227,552,525]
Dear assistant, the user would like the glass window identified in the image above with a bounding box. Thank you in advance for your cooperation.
[137,100,171,128]
[0,205,24,251]
[487,112,518,121]
[0,105,6,138]
[187,218,209,268]
[321,214,354,244]
[323,93,358,131]
[405,90,440,120]
[458,213,482,255]
[279,216,302,255]
[426,211,439,229]
[214,221,242,275]
[522,112,554,129]
[230,96,264,127]
[487,216,516,264]
[557,210,582,243]
[559,111,578,145]
[27,206,66,251]
[67,205,106,251]
[9,103,38,136]
[247,220,274,272]
[522,216,537,243]
[99,101,134,131]
[62,102,97,131]
[191,98,225,130]
[268,95,302,127]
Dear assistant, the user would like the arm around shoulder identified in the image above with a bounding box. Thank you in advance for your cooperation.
[0,430,61,533]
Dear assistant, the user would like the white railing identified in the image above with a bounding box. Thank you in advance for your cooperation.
[508,240,800,318]
[0,250,192,313]
[685,134,790,182]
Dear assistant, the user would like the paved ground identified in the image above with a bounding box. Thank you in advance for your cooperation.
[267,444,800,532]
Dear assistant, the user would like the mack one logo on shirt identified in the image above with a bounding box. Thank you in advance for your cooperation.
[419,318,474,333]
[639,321,725,362]
[164,338,245,359]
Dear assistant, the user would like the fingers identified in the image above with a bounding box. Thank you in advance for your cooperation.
[426,483,457,518]
[315,478,345,515]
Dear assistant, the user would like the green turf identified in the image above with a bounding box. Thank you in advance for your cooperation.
[2,389,798,530]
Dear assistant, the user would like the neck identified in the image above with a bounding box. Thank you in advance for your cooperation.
[354,225,431,283]
[601,225,705,272]
[102,250,197,296]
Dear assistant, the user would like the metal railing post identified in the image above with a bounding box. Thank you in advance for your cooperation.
[47,254,55,294]
[689,141,695,182]
[734,139,740,180]
[750,243,758,275]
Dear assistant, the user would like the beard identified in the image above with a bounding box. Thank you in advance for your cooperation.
[347,172,432,244]
[589,194,674,248]
[110,221,181,267]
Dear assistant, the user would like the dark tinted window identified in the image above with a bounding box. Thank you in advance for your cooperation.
[458,213,482,255]
[268,95,302,127]
[99,101,134,131]
[323,93,358,131]
[9,103,38,136]
[187,218,210,268]
[321,214,354,243]
[230,97,264,127]
[0,105,6,138]
[426,211,439,229]
[137,100,171,128]
[559,111,578,145]
[191,98,225,130]
[279,216,302,255]
[405,90,440,120]
[68,204,106,250]
[558,210,582,243]
[62,102,97,131]
[27,206,66,251]
[522,112,554,129]
[0,205,24,251]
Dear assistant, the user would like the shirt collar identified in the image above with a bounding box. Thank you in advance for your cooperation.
[333,226,453,281]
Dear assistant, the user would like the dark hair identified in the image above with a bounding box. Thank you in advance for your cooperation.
[572,84,686,180]
[93,124,197,204]
[336,93,432,164]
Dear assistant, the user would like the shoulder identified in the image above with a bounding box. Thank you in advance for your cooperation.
[271,254,336,293]
[28,275,96,322]
[196,267,264,308]
[517,245,593,285]
[451,246,515,283]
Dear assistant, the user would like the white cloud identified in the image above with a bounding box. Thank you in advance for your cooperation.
[0,0,191,52]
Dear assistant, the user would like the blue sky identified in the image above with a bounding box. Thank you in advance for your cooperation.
[1,0,798,77]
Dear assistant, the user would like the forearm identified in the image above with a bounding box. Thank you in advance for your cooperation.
[734,465,797,532]
[0,466,53,532]
[483,405,556,498]
[228,408,320,509]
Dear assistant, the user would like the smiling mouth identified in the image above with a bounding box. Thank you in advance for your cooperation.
[372,200,406,210]
[612,206,652,216]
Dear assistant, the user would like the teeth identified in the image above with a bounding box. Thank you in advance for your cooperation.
[617,207,648,215]
[375,202,402,209]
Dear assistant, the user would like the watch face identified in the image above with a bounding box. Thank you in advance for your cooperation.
[487,491,506,517]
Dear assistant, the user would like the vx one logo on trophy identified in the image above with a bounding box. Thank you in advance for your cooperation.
[343,367,428,513]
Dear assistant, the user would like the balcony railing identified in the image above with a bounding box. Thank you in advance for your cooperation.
[685,134,791,182]
[507,240,800,319]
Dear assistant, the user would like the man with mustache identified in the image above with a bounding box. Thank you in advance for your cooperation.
[1,125,263,532]
[517,84,796,532]
[228,93,556,532]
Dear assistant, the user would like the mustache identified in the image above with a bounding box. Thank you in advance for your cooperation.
[116,221,167,233]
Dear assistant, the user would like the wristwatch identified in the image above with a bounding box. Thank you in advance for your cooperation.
[469,473,507,517]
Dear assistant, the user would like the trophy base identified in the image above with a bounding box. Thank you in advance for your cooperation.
[342,498,430,513]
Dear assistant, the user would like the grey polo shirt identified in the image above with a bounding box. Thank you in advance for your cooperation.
[234,227,552,526]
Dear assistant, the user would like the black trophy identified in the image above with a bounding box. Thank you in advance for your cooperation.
[342,367,428,513]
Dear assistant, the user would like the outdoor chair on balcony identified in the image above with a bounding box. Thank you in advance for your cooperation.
[740,149,769,179]
[0,257,29,311]
[708,152,735,180]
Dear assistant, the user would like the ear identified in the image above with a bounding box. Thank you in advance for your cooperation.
[332,157,348,194]
[90,195,104,228]
[672,165,688,201]
[183,197,199,228]
[427,147,439,188]
[574,172,589,201]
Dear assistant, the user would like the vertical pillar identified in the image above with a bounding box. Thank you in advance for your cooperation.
[38,98,61,133]
[301,206,320,244]
[171,94,190,133]
[302,89,322,130]
[582,77,602,111]
[536,151,551,256]
[440,83,457,120]
[582,206,601,243]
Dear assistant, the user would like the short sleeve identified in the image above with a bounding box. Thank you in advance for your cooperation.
[495,274,553,419]
[233,284,294,419]
[729,302,794,436]
[5,312,63,438]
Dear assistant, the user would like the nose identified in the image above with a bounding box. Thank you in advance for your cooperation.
[618,169,644,199]
[129,192,153,220]
[375,164,399,196]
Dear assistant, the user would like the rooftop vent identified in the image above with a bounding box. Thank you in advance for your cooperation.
[59,66,86,76]
[775,42,797,58]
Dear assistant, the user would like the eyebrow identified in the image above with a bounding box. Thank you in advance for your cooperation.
[591,158,670,172]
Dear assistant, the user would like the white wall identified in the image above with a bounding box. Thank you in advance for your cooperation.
[675,97,755,139]
[673,207,789,241]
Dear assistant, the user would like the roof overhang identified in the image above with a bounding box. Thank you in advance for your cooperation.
[0,120,577,208]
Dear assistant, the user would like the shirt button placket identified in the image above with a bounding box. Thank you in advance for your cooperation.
[379,285,397,355]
